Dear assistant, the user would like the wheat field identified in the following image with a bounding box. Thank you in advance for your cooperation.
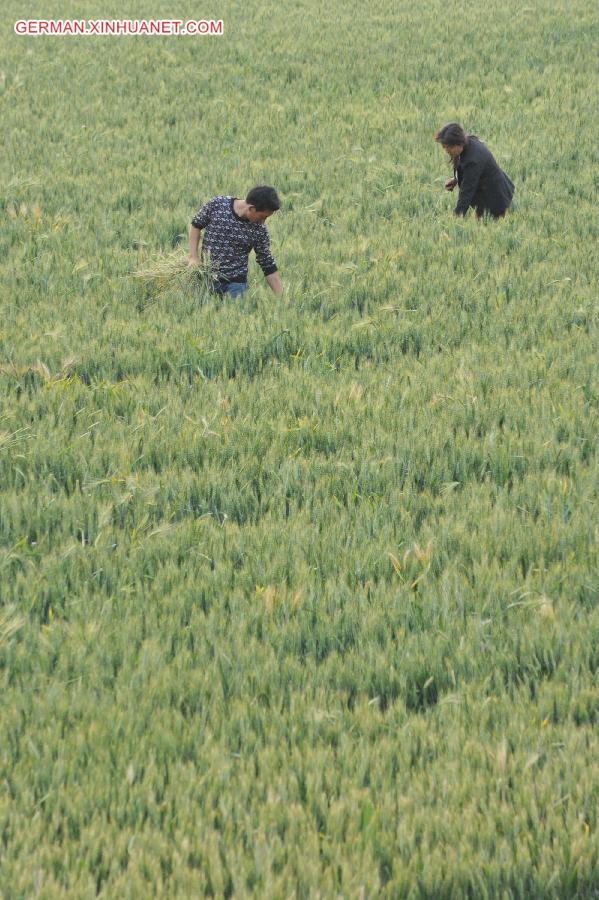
[1,0,598,896]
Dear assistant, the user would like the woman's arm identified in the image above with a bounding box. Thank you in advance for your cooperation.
[454,159,481,215]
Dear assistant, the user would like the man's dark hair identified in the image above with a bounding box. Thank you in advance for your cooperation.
[435,123,469,147]
[246,185,281,212]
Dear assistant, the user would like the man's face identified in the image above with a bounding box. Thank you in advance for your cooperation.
[443,144,463,160]
[246,206,273,224]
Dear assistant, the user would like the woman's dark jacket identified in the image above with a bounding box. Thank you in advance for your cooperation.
[454,137,514,216]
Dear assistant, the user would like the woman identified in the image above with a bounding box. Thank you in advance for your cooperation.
[435,123,514,219]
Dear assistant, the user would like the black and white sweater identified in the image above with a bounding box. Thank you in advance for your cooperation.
[191,196,278,283]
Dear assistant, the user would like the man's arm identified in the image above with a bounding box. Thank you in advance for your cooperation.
[189,197,217,262]
[254,227,281,295]
[265,271,283,297]
[188,224,202,263]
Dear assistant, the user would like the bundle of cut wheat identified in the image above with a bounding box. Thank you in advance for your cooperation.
[131,251,215,300]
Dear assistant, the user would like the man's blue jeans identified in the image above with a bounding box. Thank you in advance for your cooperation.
[213,281,247,298]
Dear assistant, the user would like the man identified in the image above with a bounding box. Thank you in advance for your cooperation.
[188,185,282,297]
[435,123,514,219]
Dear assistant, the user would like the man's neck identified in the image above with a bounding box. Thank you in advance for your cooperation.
[233,198,249,220]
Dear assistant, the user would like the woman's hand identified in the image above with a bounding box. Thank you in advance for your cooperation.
[445,178,458,192]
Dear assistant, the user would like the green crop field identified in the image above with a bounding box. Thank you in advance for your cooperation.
[1,0,598,896]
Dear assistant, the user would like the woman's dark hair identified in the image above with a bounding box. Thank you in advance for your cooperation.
[246,185,281,212]
[435,123,469,147]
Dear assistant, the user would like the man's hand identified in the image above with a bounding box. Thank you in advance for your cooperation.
[445,178,458,192]
[188,224,202,264]
[265,271,283,297]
